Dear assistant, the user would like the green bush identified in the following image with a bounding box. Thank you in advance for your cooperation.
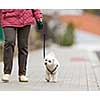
[58,23,75,46]
[0,25,4,44]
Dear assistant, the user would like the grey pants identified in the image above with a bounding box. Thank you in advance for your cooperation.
[3,25,31,76]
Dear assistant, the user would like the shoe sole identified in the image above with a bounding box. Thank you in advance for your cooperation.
[19,78,28,82]
[45,79,50,82]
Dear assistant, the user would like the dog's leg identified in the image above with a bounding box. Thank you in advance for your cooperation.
[45,72,50,82]
[51,73,57,83]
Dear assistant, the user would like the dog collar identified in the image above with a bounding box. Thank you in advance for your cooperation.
[46,65,58,74]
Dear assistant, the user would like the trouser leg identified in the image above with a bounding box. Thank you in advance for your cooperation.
[3,27,16,74]
[17,25,30,76]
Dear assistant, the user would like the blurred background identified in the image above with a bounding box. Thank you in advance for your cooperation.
[0,9,100,61]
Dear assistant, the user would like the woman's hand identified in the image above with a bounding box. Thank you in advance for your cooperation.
[32,9,44,30]
[36,18,44,30]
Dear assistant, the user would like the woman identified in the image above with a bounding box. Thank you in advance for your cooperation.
[0,9,43,82]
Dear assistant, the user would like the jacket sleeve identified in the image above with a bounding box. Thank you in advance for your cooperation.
[33,9,43,20]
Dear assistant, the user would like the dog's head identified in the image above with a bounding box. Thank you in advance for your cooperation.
[44,56,55,67]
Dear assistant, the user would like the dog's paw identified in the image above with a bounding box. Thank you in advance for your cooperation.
[45,78,50,82]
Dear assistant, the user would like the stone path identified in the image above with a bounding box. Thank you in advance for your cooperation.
[0,45,100,91]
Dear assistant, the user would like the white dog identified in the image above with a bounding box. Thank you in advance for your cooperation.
[43,52,60,83]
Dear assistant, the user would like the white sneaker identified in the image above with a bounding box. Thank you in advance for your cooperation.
[2,74,10,82]
[19,75,28,82]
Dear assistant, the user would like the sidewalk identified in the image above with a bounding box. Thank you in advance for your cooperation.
[0,45,100,91]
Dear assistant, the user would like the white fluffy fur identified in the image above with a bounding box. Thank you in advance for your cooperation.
[43,52,60,82]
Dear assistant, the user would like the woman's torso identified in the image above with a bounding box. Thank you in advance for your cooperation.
[1,9,35,27]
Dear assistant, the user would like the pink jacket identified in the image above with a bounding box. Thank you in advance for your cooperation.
[0,9,42,27]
